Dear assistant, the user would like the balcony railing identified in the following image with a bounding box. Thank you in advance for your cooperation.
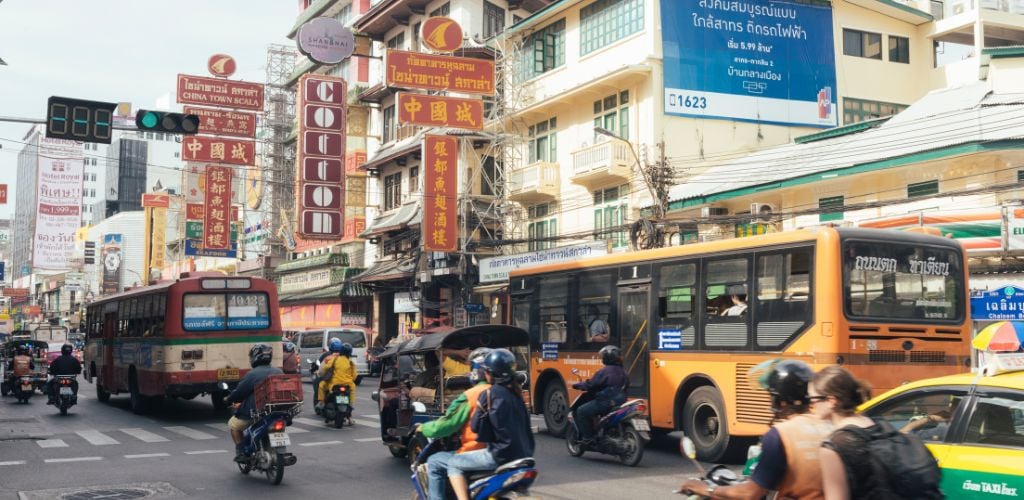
[508,161,560,203]
[570,141,634,188]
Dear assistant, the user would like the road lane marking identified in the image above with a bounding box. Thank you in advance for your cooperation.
[38,439,68,448]
[121,428,170,443]
[361,414,380,419]
[292,417,322,426]
[163,426,216,440]
[352,418,378,428]
[44,457,103,463]
[0,461,26,466]
[352,438,379,442]
[124,453,170,459]
[183,450,227,455]
[298,440,343,447]
[202,422,309,434]
[76,430,120,446]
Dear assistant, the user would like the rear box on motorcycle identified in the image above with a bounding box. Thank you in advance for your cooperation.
[254,374,304,409]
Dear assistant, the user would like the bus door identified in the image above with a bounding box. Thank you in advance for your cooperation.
[617,283,649,398]
[102,312,117,387]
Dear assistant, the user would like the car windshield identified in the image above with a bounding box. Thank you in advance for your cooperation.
[328,330,366,348]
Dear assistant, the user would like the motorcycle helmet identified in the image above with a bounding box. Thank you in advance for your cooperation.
[340,343,353,357]
[328,338,343,353]
[249,343,273,368]
[467,347,492,383]
[754,359,813,410]
[283,342,295,353]
[599,345,622,366]
[61,344,74,356]
[482,348,517,384]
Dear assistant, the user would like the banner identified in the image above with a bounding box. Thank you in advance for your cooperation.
[34,137,84,270]
[660,0,837,127]
[478,242,610,283]
[102,234,123,295]
[423,135,458,252]
[203,166,233,250]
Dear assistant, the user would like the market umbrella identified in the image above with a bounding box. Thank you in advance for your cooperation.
[972,321,1024,352]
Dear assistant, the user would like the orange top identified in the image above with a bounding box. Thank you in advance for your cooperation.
[457,383,491,454]
[773,413,833,500]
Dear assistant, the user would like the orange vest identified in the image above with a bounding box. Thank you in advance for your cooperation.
[12,356,32,377]
[457,383,491,454]
[773,413,833,500]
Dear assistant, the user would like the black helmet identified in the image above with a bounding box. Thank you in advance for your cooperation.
[599,345,622,366]
[249,343,273,368]
[482,348,517,384]
[61,344,74,356]
[759,359,813,409]
[340,343,353,357]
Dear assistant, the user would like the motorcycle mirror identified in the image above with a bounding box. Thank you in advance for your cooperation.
[217,382,229,391]
[710,467,739,484]
[371,390,380,403]
[412,401,427,413]
[680,436,707,477]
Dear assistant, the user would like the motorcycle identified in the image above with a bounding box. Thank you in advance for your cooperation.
[411,437,539,500]
[11,375,35,404]
[674,436,741,498]
[322,383,352,428]
[565,368,650,466]
[51,375,77,415]
[220,382,300,485]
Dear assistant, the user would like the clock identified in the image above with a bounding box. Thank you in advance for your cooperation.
[104,252,121,273]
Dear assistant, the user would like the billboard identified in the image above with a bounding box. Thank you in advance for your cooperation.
[386,50,495,95]
[660,0,837,128]
[184,106,257,138]
[423,135,458,252]
[34,137,84,270]
[397,92,483,130]
[181,136,255,166]
[176,74,264,111]
[296,75,347,239]
[102,234,122,295]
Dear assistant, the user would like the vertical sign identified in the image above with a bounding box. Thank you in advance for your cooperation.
[141,193,170,282]
[203,166,232,250]
[423,135,458,252]
[0,184,7,204]
[102,234,123,295]
[296,75,347,238]
[34,137,84,270]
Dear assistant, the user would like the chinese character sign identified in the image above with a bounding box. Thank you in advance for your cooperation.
[397,92,483,130]
[34,137,84,270]
[203,166,233,250]
[181,136,255,166]
[386,50,494,95]
[423,135,458,252]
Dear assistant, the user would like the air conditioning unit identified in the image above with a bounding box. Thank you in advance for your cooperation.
[750,203,776,222]
[701,206,729,218]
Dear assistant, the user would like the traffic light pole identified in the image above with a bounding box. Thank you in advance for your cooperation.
[0,115,141,131]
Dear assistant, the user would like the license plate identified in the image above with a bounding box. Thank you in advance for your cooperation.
[21,384,32,391]
[632,419,651,431]
[60,387,73,395]
[217,368,240,381]
[336,395,349,404]
[269,432,289,447]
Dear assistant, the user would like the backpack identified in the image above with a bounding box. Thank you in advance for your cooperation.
[842,419,944,499]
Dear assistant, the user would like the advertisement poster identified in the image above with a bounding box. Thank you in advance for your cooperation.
[660,0,837,127]
[102,234,123,295]
[33,137,84,270]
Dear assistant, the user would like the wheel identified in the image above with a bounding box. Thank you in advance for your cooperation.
[1,381,9,397]
[566,425,585,457]
[96,381,111,402]
[618,426,645,467]
[388,444,406,458]
[407,434,428,466]
[334,413,344,429]
[266,452,285,485]
[211,391,230,411]
[683,386,730,462]
[237,461,252,475]
[543,383,570,437]
[355,376,363,386]
[129,372,146,414]
[60,406,68,416]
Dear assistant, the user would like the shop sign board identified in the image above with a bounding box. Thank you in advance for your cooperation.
[203,166,233,250]
[479,242,610,283]
[385,50,494,96]
[184,106,257,138]
[296,75,347,239]
[423,135,458,252]
[397,92,483,130]
[181,136,255,166]
[176,74,264,111]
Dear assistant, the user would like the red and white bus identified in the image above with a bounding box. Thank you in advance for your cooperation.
[83,274,283,413]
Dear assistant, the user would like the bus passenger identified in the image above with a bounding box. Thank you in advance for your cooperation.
[722,294,748,316]
[585,306,610,343]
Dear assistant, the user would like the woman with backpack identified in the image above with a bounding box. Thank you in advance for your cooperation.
[811,366,943,500]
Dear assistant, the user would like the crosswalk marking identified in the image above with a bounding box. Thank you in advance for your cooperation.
[298,440,343,447]
[44,457,102,463]
[121,428,169,443]
[361,414,380,419]
[0,461,26,466]
[76,430,119,446]
[352,418,378,428]
[352,437,379,442]
[183,449,227,455]
[292,417,322,427]
[38,439,68,448]
[163,426,216,440]
[124,453,170,459]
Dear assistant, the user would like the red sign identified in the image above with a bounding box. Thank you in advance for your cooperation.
[181,136,255,166]
[186,203,238,220]
[421,17,464,52]
[207,54,237,78]
[345,151,367,175]
[423,135,458,252]
[203,166,233,250]
[22,305,40,315]
[397,92,483,130]
[177,74,264,111]
[386,50,495,96]
[296,75,347,239]
[0,184,7,204]
[141,193,170,208]
[184,106,256,138]
[2,288,29,297]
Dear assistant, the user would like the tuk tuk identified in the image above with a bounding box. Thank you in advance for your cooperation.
[0,339,49,396]
[371,325,530,462]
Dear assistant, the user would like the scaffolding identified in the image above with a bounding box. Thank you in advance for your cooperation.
[259,44,298,260]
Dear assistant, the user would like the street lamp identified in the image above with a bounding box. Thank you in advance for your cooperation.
[593,126,663,220]
[125,269,143,287]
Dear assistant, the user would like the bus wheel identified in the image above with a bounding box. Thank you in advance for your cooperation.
[129,372,147,414]
[543,383,570,438]
[683,386,729,462]
[96,381,110,403]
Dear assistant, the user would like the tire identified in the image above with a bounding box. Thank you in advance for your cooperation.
[355,376,363,386]
[1,381,9,397]
[388,444,406,459]
[334,413,344,429]
[683,386,730,462]
[129,372,146,415]
[566,425,585,457]
[543,383,570,437]
[407,434,428,466]
[266,452,285,485]
[96,380,110,403]
[60,406,68,416]
[237,461,252,475]
[618,425,645,467]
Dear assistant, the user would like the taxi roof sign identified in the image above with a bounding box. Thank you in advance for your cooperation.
[981,352,1024,376]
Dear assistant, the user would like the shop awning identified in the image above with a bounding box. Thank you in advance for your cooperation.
[360,202,421,238]
[280,281,373,302]
[472,282,508,294]
[351,258,416,284]
[858,211,1001,253]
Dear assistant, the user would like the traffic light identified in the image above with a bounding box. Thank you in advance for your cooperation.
[135,110,200,135]
[46,96,117,144]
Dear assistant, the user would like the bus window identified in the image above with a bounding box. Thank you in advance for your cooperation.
[577,271,614,348]
[183,294,228,331]
[539,275,569,344]
[705,257,750,348]
[755,249,813,348]
[656,262,697,348]
[226,293,271,329]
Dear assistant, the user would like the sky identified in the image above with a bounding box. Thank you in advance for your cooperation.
[0,0,297,218]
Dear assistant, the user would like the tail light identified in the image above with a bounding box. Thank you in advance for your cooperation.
[636,404,647,415]
[60,378,72,386]
[270,419,286,433]
[339,386,349,394]
[502,469,538,488]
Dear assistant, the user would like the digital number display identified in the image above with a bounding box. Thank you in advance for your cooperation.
[45,96,117,144]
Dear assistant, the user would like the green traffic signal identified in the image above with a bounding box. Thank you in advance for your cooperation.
[135,109,199,135]
[139,111,159,129]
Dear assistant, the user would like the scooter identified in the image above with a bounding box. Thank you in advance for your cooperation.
[220,383,300,486]
[565,368,650,466]
[322,384,352,428]
[674,436,741,498]
[11,375,35,404]
[410,437,539,500]
[51,375,77,415]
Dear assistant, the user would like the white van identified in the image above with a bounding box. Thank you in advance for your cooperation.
[295,327,371,384]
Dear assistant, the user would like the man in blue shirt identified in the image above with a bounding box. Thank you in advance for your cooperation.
[572,345,628,444]
[225,343,282,462]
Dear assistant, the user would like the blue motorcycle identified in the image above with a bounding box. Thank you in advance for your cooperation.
[410,438,539,500]
[565,369,651,466]
[236,407,299,485]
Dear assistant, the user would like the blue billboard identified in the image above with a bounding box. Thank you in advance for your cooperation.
[660,0,838,128]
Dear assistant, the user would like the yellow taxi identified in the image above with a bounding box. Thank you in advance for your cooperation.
[859,352,1024,499]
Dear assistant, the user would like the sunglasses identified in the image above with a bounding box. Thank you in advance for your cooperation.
[808,395,829,403]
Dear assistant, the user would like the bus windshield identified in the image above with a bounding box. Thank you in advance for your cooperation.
[843,241,964,322]
[183,292,271,331]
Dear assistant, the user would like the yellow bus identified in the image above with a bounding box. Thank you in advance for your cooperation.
[511,227,970,461]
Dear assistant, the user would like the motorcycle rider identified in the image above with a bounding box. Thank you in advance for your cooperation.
[6,344,35,390]
[225,343,282,463]
[418,347,493,500]
[573,345,629,445]
[45,343,82,404]
[316,339,356,421]
[282,342,299,375]
[679,360,832,500]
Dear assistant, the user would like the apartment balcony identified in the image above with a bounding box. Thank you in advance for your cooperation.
[570,141,634,189]
[508,161,560,203]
